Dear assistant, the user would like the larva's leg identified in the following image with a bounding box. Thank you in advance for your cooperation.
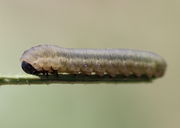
[106,70,118,77]
[44,72,49,78]
[92,69,103,76]
[50,67,59,77]
[132,69,142,77]
[46,72,49,76]
[95,71,104,77]
[80,64,93,76]
[93,64,105,76]
[53,71,59,77]
[81,70,92,75]
[122,68,131,77]
[40,72,49,79]
[145,66,155,78]
[109,73,117,77]
[42,71,46,76]
[41,67,49,78]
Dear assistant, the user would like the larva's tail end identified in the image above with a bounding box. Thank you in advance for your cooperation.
[156,61,167,78]
[21,61,40,75]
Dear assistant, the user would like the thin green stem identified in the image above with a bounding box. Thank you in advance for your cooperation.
[0,74,153,85]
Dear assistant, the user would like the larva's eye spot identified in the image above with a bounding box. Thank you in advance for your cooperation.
[21,61,39,75]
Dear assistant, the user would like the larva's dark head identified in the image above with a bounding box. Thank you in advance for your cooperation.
[21,61,40,75]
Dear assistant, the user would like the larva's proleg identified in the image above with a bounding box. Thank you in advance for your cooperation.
[20,44,167,78]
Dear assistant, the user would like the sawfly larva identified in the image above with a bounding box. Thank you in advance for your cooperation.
[20,44,167,78]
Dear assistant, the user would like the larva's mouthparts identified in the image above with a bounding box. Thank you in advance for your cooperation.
[21,61,40,75]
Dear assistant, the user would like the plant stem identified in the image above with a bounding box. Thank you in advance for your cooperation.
[0,74,154,85]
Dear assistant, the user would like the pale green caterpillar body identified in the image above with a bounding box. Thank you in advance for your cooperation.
[20,44,167,78]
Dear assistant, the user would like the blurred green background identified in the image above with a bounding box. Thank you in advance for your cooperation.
[0,0,179,128]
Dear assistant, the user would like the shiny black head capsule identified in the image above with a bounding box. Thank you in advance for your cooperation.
[21,61,40,75]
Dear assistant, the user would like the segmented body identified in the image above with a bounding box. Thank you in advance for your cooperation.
[20,44,167,78]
